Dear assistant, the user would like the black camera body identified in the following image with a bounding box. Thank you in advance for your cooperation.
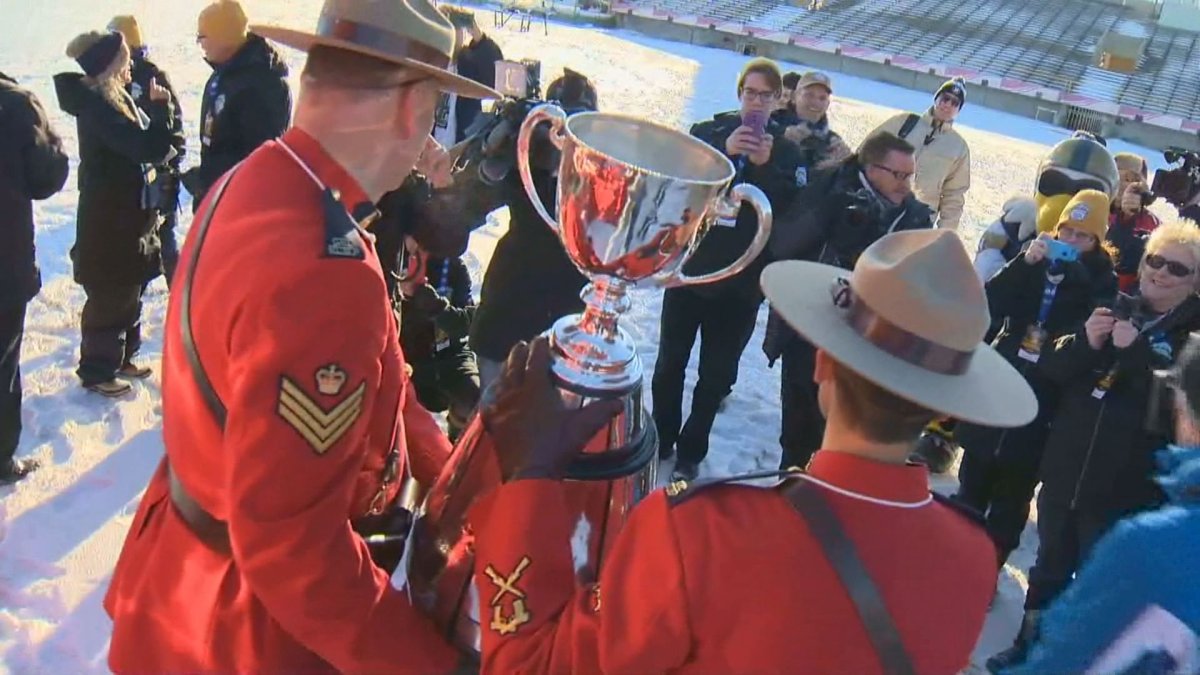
[1152,147,1200,209]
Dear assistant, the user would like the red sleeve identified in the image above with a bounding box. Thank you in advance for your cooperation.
[223,262,457,673]
[401,382,452,487]
[470,481,694,673]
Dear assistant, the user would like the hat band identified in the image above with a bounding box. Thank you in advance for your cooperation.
[834,279,974,376]
[316,14,450,70]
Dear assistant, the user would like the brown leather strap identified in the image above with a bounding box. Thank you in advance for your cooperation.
[778,479,916,675]
[167,464,232,556]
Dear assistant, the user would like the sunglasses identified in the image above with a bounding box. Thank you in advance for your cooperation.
[871,164,914,181]
[1145,253,1196,278]
[935,93,961,108]
[1038,171,1108,198]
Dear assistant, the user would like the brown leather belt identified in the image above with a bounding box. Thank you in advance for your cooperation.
[167,465,233,556]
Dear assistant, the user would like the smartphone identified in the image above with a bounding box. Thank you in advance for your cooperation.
[1044,238,1079,264]
[741,109,768,138]
[1113,292,1141,322]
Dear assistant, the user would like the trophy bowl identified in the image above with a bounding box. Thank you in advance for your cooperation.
[408,103,772,655]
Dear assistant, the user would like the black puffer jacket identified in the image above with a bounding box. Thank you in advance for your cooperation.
[54,73,181,288]
[453,35,503,142]
[956,250,1117,459]
[400,257,474,363]
[681,111,803,301]
[184,33,290,206]
[0,72,69,307]
[762,160,934,362]
[1039,294,1200,514]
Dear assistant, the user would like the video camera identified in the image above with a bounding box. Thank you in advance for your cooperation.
[458,60,598,185]
[1152,147,1200,209]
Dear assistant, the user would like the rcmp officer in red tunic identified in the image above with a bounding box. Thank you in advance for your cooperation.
[103,1,498,672]
[471,229,1039,673]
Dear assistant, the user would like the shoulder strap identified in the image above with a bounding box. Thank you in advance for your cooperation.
[180,168,241,430]
[896,114,921,141]
[777,479,917,675]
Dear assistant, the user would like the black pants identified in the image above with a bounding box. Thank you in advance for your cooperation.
[0,302,26,464]
[1024,494,1122,610]
[77,284,144,386]
[779,339,824,470]
[160,211,180,288]
[955,423,1050,565]
[651,287,760,464]
[410,348,481,437]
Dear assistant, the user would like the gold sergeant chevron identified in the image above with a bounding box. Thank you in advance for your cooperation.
[276,377,366,454]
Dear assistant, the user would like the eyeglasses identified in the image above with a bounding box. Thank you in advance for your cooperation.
[741,87,780,103]
[871,164,914,181]
[1145,253,1196,278]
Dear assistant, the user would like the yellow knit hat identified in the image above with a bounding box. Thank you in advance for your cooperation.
[1056,189,1111,243]
[198,0,248,47]
[107,16,144,50]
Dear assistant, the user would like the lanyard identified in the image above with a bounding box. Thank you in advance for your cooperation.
[1035,275,1061,327]
[435,259,452,298]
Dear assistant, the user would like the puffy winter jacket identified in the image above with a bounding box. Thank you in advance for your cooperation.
[184,33,291,207]
[762,160,934,362]
[54,72,181,288]
[1108,207,1161,293]
[680,110,804,301]
[399,256,474,363]
[1008,446,1200,674]
[1038,294,1200,514]
[868,111,970,232]
[0,71,69,307]
[956,250,1116,463]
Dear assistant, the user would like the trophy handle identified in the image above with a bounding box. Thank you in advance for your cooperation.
[517,103,569,235]
[656,183,773,288]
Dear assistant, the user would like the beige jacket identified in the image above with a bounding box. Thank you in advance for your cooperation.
[868,111,971,232]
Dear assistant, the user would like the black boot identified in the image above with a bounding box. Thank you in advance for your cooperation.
[986,610,1040,672]
[909,420,958,474]
[0,457,39,485]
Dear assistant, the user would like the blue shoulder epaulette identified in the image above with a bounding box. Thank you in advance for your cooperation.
[665,469,803,506]
[322,188,366,260]
[931,491,988,529]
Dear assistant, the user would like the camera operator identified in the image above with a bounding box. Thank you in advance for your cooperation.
[764,131,933,470]
[434,7,503,146]
[1108,152,1161,293]
[652,57,804,482]
[988,221,1200,670]
[470,69,598,390]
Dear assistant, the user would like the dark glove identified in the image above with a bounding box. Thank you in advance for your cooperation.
[180,167,201,198]
[483,338,623,481]
[156,171,180,213]
[409,283,451,316]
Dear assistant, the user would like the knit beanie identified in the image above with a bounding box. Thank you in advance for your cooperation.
[198,0,249,47]
[1114,152,1149,180]
[935,77,966,108]
[66,31,127,79]
[1056,189,1111,242]
[107,15,144,50]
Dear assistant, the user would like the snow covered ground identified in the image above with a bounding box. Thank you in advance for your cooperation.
[0,2,1176,672]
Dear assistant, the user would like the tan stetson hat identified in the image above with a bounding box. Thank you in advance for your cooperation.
[761,229,1037,427]
[252,0,499,100]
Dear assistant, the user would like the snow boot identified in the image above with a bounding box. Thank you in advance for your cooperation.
[85,379,133,398]
[117,361,153,380]
[670,460,699,483]
[909,419,958,474]
[986,610,1040,672]
[0,457,39,485]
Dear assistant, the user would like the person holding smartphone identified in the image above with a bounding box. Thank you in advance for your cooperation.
[652,57,803,482]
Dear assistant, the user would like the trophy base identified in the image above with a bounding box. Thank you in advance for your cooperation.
[546,276,644,398]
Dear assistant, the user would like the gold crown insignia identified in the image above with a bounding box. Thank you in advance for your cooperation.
[315,364,348,396]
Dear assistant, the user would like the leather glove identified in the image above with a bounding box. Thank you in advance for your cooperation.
[409,283,450,316]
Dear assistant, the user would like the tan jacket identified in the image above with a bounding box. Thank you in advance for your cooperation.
[868,111,971,232]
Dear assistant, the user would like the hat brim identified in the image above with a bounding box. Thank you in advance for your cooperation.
[251,25,500,100]
[761,261,1038,428]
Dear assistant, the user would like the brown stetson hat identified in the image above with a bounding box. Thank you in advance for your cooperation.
[252,0,499,100]
[761,229,1036,427]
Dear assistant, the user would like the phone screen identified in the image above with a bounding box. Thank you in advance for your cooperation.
[742,110,767,137]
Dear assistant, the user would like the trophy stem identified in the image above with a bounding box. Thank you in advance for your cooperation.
[578,276,632,343]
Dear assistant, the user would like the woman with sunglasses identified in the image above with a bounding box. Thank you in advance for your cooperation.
[989,220,1200,670]
[955,190,1116,581]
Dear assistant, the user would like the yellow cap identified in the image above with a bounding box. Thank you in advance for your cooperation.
[1056,189,1111,242]
[198,0,249,48]
[108,15,144,49]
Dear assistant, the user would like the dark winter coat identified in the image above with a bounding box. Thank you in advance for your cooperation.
[955,250,1117,461]
[680,111,804,301]
[400,257,475,363]
[1038,294,1200,515]
[775,113,846,185]
[453,35,503,142]
[54,73,181,288]
[0,72,69,308]
[129,50,184,173]
[184,33,290,207]
[470,169,588,363]
[1107,207,1160,293]
[762,160,935,362]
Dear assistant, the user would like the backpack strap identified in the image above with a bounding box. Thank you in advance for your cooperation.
[180,168,241,430]
[777,478,917,675]
[896,113,921,141]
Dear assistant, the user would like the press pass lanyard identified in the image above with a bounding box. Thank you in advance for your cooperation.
[1036,276,1060,327]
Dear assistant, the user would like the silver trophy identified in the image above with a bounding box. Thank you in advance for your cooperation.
[410,104,772,653]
